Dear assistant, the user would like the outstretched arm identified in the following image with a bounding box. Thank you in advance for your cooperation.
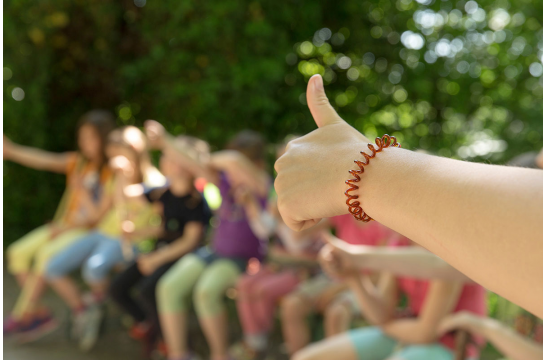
[145,120,269,196]
[323,235,473,283]
[319,244,397,325]
[439,312,543,360]
[274,74,543,317]
[4,135,73,173]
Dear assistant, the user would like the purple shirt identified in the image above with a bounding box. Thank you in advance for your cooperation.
[212,172,268,261]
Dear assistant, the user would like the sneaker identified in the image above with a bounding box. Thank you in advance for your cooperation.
[3,316,23,337]
[129,321,152,341]
[79,304,104,351]
[15,314,59,344]
[71,309,87,341]
[229,341,259,360]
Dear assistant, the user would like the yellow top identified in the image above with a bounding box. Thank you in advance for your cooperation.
[97,167,166,241]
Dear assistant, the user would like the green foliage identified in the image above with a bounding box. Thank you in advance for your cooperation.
[3,0,543,244]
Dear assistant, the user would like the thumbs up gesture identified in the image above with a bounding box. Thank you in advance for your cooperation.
[274,74,370,231]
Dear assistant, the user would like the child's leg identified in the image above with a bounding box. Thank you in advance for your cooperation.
[252,270,300,333]
[135,262,176,342]
[324,290,359,337]
[109,263,147,322]
[82,235,127,300]
[6,225,52,279]
[193,259,241,360]
[293,327,397,360]
[11,228,88,319]
[157,254,207,359]
[45,232,102,311]
[280,274,335,355]
[236,268,274,338]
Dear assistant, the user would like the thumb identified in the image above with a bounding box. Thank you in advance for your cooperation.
[307,74,344,128]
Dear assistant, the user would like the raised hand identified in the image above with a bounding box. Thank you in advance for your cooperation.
[109,155,135,179]
[144,119,167,150]
[274,74,370,231]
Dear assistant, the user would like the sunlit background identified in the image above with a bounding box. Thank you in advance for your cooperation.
[3,0,543,358]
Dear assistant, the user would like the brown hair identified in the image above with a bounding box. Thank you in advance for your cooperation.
[107,126,149,183]
[76,109,116,168]
[226,130,266,163]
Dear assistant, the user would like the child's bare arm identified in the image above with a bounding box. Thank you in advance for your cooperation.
[439,312,543,360]
[382,281,462,344]
[4,135,73,173]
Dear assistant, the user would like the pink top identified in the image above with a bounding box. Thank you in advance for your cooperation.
[397,278,486,357]
[329,215,392,246]
[388,235,486,356]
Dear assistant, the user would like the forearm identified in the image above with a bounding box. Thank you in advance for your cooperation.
[346,275,393,325]
[348,246,473,282]
[211,151,268,196]
[162,133,209,177]
[150,237,200,265]
[358,148,543,316]
[7,144,68,173]
[249,212,276,240]
[475,318,543,360]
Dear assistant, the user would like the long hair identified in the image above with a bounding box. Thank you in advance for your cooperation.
[76,109,116,169]
[107,126,149,184]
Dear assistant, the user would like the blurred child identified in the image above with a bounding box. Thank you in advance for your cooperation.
[3,110,115,340]
[293,235,487,360]
[280,216,393,356]
[43,126,166,350]
[439,311,543,360]
[229,139,326,360]
[109,134,211,358]
[146,121,270,360]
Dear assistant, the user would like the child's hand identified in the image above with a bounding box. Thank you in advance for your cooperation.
[3,134,13,159]
[48,224,67,240]
[137,254,159,276]
[438,311,484,336]
[233,186,254,205]
[318,235,359,279]
[274,75,370,231]
[110,155,135,178]
[144,120,166,149]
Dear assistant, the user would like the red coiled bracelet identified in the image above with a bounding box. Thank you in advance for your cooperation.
[345,134,401,222]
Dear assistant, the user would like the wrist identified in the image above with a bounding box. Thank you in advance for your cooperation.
[345,135,402,222]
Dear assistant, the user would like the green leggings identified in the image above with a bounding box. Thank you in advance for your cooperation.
[156,253,241,317]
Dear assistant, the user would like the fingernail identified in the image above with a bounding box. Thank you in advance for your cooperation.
[314,75,323,91]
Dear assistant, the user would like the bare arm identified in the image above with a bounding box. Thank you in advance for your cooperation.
[439,312,543,360]
[210,150,269,196]
[319,238,398,325]
[274,74,543,317]
[143,222,203,266]
[325,235,473,283]
[382,281,462,344]
[345,273,398,325]
[144,120,212,179]
[4,135,73,173]
[234,187,276,240]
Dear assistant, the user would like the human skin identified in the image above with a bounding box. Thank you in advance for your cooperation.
[274,74,543,317]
